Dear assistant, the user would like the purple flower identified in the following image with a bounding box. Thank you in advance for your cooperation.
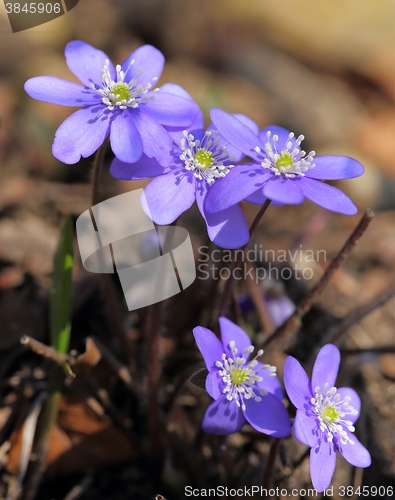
[193,317,291,436]
[239,293,295,328]
[205,109,364,215]
[24,41,198,165]
[283,344,371,492]
[265,295,295,327]
[111,98,254,248]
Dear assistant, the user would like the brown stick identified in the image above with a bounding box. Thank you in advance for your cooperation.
[340,345,395,355]
[326,287,395,345]
[20,336,74,365]
[91,336,140,398]
[262,209,375,350]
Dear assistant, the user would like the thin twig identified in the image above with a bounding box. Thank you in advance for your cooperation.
[325,287,395,345]
[219,199,272,316]
[20,336,74,365]
[340,345,395,355]
[262,209,374,351]
[85,376,139,448]
[91,336,140,398]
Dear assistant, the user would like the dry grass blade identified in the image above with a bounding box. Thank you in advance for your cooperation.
[6,393,45,500]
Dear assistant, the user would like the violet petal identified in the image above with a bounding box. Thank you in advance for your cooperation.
[312,344,340,390]
[262,176,304,204]
[218,317,252,358]
[298,177,358,215]
[110,111,143,164]
[306,155,364,180]
[205,164,272,213]
[65,40,113,87]
[244,394,291,437]
[202,395,246,435]
[24,77,100,107]
[284,356,313,409]
[310,436,337,492]
[52,106,110,164]
[294,408,319,447]
[192,326,224,371]
[142,170,195,224]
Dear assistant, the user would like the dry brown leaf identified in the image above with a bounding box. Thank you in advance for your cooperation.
[74,338,102,376]
[7,395,136,476]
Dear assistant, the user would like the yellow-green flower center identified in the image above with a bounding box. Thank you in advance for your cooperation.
[195,148,213,170]
[321,406,341,422]
[112,82,131,102]
[276,152,294,170]
[231,368,249,385]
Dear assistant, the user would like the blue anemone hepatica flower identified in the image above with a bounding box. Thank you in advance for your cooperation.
[284,344,371,492]
[205,109,364,215]
[24,41,199,165]
[111,93,255,249]
[193,317,291,436]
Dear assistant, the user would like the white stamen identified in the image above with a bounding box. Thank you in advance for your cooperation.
[311,385,358,445]
[92,59,158,110]
[179,130,234,184]
[259,130,316,178]
[213,341,277,409]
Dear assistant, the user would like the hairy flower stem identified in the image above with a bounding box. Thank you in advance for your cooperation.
[91,140,108,207]
[292,447,310,471]
[246,260,274,334]
[147,300,163,461]
[262,438,281,489]
[218,199,272,317]
[90,141,134,362]
[146,223,178,463]
[262,209,375,352]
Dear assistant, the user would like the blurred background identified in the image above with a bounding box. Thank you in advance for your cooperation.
[0,0,394,499]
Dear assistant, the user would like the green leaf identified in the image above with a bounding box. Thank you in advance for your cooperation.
[50,216,74,354]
